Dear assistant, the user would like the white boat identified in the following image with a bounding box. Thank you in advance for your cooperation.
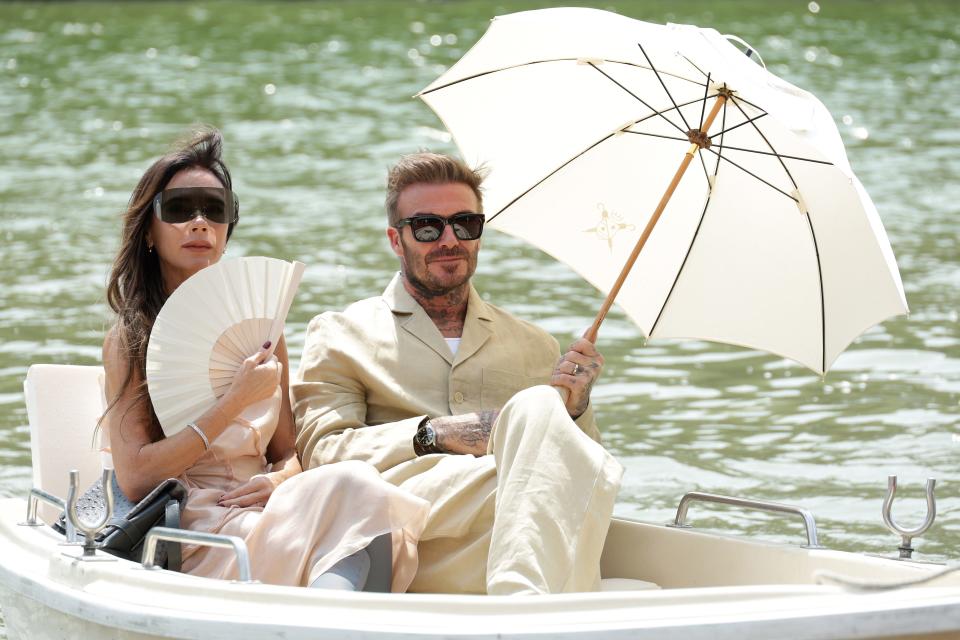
[2,364,958,640]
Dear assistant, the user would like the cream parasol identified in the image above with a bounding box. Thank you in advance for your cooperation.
[418,7,907,374]
[146,256,305,436]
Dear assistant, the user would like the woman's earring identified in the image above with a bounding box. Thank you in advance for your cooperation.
[148,245,154,254]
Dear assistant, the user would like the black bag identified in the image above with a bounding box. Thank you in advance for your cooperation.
[53,473,188,570]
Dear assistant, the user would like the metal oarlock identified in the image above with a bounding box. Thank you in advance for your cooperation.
[882,475,937,560]
[64,467,116,560]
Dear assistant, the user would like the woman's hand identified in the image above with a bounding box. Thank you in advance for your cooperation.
[222,342,282,409]
[217,473,282,508]
[216,338,301,509]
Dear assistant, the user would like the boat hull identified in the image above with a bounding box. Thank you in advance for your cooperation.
[3,498,960,640]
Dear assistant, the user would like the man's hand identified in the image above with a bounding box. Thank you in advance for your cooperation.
[552,338,604,419]
[430,410,500,456]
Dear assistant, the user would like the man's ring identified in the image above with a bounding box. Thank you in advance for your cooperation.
[572,363,582,376]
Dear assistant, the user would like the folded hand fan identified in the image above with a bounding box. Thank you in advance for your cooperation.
[146,256,306,436]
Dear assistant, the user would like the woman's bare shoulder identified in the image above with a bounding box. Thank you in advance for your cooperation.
[102,324,122,365]
[101,324,134,387]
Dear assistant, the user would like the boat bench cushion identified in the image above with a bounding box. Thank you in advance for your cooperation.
[599,577,661,591]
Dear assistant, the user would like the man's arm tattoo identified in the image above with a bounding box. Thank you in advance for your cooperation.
[458,410,497,449]
[434,410,499,455]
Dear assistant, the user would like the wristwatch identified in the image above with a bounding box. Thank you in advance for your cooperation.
[413,418,443,456]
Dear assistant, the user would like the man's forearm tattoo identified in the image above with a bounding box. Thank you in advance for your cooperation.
[458,410,497,449]
[434,410,499,455]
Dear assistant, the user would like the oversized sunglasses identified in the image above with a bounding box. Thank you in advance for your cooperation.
[153,187,240,225]
[394,212,485,243]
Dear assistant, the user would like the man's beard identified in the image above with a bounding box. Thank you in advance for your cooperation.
[401,243,475,299]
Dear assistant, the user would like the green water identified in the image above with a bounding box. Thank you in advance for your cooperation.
[0,0,958,627]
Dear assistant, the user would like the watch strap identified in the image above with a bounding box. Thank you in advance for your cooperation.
[413,417,443,456]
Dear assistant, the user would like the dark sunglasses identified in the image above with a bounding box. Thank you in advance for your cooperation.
[153,187,240,225]
[394,212,485,243]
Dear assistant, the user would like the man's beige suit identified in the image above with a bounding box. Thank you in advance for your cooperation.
[293,274,623,594]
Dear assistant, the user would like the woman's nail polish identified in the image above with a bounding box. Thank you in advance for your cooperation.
[262,341,271,349]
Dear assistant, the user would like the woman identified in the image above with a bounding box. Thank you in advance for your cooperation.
[101,127,427,591]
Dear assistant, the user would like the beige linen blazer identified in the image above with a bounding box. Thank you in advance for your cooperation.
[293,273,600,474]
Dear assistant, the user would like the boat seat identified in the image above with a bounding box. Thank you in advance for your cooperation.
[599,578,661,591]
[24,364,106,523]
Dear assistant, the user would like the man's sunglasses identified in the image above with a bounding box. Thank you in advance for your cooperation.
[394,212,485,243]
[153,187,240,225]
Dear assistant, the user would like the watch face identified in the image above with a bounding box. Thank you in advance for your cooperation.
[416,423,435,447]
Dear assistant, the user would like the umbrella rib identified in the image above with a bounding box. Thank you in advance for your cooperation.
[701,147,799,202]
[417,58,704,96]
[587,63,687,136]
[597,59,708,87]
[713,111,769,138]
[649,188,714,338]
[804,213,828,374]
[609,90,728,138]
[487,132,618,222]
[697,140,711,185]
[631,93,726,128]
[679,54,709,81]
[637,43,692,132]
[708,144,834,165]
[722,93,767,114]
[715,98,727,176]
[698,73,711,132]
[728,97,800,190]
[623,131,691,143]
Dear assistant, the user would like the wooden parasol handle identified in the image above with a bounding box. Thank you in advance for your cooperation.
[583,92,729,344]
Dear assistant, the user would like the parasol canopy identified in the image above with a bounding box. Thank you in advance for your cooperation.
[418,7,907,374]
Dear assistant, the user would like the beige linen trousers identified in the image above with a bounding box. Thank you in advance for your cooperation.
[292,274,623,594]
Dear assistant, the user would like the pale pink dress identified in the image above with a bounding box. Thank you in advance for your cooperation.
[177,390,429,591]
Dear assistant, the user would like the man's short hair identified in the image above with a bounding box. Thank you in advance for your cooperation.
[385,152,485,226]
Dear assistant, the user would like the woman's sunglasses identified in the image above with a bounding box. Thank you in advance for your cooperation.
[394,212,485,243]
[153,187,240,225]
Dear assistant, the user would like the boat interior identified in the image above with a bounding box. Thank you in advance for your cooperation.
[16,364,960,593]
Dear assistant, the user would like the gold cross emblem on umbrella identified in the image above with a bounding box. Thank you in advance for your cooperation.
[583,204,636,252]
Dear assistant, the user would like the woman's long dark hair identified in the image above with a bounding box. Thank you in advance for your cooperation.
[104,127,236,441]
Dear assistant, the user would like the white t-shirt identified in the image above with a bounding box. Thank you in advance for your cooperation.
[445,337,462,357]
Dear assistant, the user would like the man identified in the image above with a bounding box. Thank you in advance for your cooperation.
[292,152,623,595]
